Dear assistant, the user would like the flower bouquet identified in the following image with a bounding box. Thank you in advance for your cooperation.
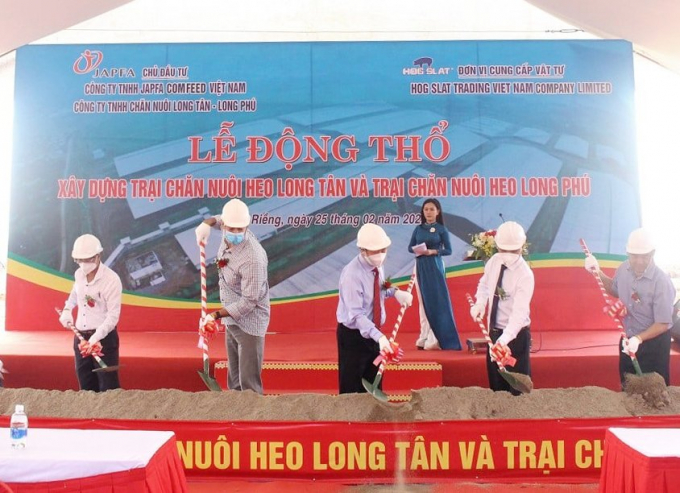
[466,229,529,262]
[467,230,498,261]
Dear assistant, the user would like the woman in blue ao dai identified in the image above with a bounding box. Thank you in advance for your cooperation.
[408,199,462,350]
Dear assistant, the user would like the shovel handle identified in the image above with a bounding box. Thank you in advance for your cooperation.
[375,263,418,378]
[465,293,511,372]
[197,240,221,390]
[579,239,642,374]
[198,241,210,356]
[54,308,110,371]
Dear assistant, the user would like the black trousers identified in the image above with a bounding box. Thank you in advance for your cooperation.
[486,326,531,396]
[337,323,381,394]
[74,329,120,392]
[619,330,671,387]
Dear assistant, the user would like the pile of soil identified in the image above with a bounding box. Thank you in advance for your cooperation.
[2,385,680,421]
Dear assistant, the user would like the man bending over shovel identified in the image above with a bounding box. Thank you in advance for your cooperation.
[336,223,413,394]
[585,228,675,388]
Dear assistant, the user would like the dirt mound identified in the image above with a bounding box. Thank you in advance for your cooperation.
[2,385,680,421]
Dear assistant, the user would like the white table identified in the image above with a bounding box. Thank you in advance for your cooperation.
[0,428,187,491]
[600,427,680,493]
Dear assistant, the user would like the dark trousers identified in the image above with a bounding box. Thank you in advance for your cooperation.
[337,323,381,394]
[619,330,671,387]
[487,326,531,396]
[74,329,120,392]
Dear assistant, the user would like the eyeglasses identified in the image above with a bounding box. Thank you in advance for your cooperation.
[73,255,98,264]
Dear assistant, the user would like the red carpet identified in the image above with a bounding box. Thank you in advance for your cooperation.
[2,329,679,392]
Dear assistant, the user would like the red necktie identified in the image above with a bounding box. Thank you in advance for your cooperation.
[372,268,382,329]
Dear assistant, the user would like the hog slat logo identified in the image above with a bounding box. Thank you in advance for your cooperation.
[403,57,452,76]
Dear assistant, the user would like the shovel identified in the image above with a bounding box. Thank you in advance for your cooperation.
[55,308,120,373]
[197,241,222,391]
[465,294,533,394]
[579,238,643,375]
[362,264,417,402]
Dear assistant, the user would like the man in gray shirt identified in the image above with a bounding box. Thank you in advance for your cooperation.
[196,199,270,394]
[586,228,675,386]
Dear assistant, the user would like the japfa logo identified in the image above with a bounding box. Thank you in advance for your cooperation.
[72,50,136,78]
[73,50,103,74]
[402,57,452,76]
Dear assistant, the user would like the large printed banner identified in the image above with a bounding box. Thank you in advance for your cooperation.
[5,415,680,482]
[8,40,638,332]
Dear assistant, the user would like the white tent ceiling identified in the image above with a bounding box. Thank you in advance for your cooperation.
[526,0,680,74]
[1,0,679,74]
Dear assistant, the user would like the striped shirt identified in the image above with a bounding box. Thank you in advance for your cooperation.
[64,263,122,344]
[214,222,270,337]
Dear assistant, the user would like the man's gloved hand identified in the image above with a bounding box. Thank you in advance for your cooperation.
[622,335,642,356]
[470,303,485,322]
[604,299,628,319]
[0,359,7,379]
[490,341,513,365]
[78,340,104,357]
[199,313,219,338]
[59,308,74,328]
[195,222,212,246]
[378,335,394,354]
[584,254,600,274]
[394,290,413,307]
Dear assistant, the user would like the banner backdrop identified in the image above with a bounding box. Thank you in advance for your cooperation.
[8,40,638,332]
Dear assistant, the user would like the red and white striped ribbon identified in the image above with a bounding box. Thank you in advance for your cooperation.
[197,242,209,364]
[373,264,418,374]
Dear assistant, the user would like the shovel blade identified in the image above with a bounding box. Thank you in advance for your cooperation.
[499,368,533,394]
[93,365,120,373]
[198,370,222,391]
[361,376,389,402]
[361,377,375,394]
[370,387,390,402]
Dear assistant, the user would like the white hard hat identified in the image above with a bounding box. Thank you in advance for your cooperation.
[221,199,251,228]
[71,234,103,259]
[626,228,655,254]
[356,223,391,250]
[495,221,526,250]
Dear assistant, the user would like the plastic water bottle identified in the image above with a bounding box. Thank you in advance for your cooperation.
[10,404,28,449]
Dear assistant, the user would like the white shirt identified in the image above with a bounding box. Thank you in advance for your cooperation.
[64,263,122,344]
[473,252,534,345]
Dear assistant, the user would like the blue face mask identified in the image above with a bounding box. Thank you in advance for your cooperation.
[224,232,245,245]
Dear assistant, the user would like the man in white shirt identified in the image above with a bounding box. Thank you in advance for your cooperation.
[470,221,534,395]
[59,234,122,391]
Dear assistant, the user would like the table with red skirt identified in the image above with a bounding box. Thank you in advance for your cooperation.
[0,428,187,492]
[599,427,680,493]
